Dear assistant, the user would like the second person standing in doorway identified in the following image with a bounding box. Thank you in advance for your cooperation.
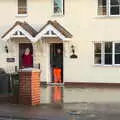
[53,48,63,83]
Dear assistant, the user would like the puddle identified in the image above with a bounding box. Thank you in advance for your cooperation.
[40,86,63,104]
[40,86,120,104]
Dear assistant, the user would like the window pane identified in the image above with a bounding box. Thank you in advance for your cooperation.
[110,0,120,5]
[115,43,120,53]
[105,54,112,64]
[115,43,120,64]
[18,0,27,14]
[115,54,120,64]
[18,0,27,7]
[95,54,101,64]
[98,0,106,6]
[98,0,107,15]
[98,7,107,15]
[94,43,101,53]
[54,0,63,14]
[105,42,112,53]
[94,43,101,64]
[110,6,119,15]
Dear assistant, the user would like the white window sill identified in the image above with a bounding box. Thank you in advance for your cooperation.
[52,14,64,17]
[95,15,120,19]
[16,14,28,17]
[94,64,120,67]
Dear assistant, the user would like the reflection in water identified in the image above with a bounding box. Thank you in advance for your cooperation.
[51,86,63,104]
[41,86,120,104]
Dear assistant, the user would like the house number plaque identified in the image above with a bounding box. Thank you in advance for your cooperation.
[6,58,15,62]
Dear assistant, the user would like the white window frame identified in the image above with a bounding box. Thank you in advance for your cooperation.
[98,0,120,16]
[94,41,120,66]
[52,0,64,16]
[16,0,27,16]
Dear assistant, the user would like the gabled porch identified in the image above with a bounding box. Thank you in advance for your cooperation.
[1,20,72,84]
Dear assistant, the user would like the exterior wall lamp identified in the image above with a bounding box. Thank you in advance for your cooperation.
[5,45,8,53]
[70,45,78,58]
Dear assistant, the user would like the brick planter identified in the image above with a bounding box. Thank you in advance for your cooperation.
[19,68,40,105]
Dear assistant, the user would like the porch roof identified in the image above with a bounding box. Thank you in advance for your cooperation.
[1,20,72,42]
[2,21,38,38]
[39,20,72,38]
[1,21,38,41]
[34,20,72,42]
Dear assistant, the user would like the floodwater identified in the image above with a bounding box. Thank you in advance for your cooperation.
[40,85,120,104]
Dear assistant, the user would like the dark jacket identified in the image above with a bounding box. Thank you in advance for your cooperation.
[53,54,63,69]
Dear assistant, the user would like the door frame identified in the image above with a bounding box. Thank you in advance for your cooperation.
[49,43,64,84]
[19,43,33,69]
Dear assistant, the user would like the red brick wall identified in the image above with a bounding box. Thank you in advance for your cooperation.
[19,71,40,105]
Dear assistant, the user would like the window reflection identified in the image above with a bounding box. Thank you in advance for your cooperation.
[54,0,64,15]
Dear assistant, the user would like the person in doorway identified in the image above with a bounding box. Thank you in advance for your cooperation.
[22,48,33,68]
[53,48,63,83]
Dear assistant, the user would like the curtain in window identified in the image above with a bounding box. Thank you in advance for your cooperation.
[94,43,101,64]
[98,0,107,15]
[18,0,27,14]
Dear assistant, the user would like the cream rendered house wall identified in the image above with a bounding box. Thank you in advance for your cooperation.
[0,0,120,83]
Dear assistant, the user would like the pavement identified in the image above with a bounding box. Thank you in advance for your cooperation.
[1,102,120,120]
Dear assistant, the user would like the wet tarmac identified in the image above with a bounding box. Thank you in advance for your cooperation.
[1,85,120,119]
[1,102,120,120]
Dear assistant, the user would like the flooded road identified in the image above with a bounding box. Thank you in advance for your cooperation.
[1,85,120,120]
[40,85,120,104]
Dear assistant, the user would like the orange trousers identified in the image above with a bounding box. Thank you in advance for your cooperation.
[53,68,61,83]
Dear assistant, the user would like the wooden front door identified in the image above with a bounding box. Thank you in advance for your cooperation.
[19,43,33,68]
